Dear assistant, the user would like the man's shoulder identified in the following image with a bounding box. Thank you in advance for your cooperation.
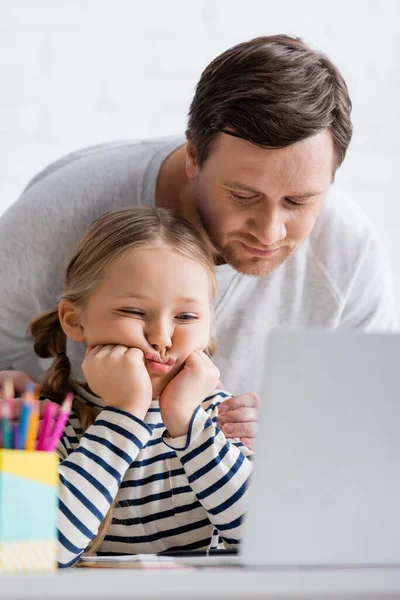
[306,185,380,289]
[0,135,185,295]
[0,135,184,246]
[24,136,185,192]
[313,185,376,239]
[304,185,396,330]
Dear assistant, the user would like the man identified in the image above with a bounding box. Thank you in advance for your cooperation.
[0,35,396,445]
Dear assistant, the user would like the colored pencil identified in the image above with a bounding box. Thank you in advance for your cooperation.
[3,378,15,410]
[12,422,19,450]
[36,402,58,451]
[42,393,73,452]
[25,400,40,451]
[1,381,72,452]
[1,399,12,449]
[18,382,35,450]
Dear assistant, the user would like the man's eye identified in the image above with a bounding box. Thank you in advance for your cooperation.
[175,314,198,321]
[285,198,310,208]
[230,192,257,204]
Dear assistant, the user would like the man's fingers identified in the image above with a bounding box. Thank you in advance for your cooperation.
[218,406,258,425]
[217,392,259,441]
[0,370,35,395]
[10,397,22,420]
[221,420,257,440]
[218,392,259,414]
[240,437,255,451]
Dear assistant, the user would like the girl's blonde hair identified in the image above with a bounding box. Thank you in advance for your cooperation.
[27,206,217,555]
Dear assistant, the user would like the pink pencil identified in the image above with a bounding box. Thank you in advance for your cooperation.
[42,393,73,452]
[36,402,59,451]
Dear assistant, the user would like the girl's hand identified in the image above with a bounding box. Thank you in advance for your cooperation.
[159,350,220,438]
[82,345,152,420]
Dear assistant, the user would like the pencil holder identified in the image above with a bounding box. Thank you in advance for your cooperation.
[0,450,58,573]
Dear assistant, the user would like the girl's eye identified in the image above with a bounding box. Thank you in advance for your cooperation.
[119,309,145,316]
[230,191,257,204]
[175,314,199,321]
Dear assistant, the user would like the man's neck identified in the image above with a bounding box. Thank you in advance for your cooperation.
[155,144,187,212]
[155,143,225,266]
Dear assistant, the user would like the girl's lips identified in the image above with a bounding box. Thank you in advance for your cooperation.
[145,360,175,375]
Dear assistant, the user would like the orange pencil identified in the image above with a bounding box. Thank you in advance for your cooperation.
[25,401,39,450]
[25,386,40,451]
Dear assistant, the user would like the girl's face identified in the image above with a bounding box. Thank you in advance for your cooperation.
[76,246,213,398]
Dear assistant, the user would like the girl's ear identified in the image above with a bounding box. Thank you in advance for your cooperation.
[58,299,85,342]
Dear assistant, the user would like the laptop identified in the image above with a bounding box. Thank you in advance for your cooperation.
[240,330,400,567]
[168,330,400,568]
[80,330,400,569]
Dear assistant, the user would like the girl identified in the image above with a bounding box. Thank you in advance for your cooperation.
[28,207,252,568]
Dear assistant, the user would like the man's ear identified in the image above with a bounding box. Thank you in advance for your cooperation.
[58,299,85,342]
[185,140,198,181]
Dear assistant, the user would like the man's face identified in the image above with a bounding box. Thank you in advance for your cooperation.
[186,131,334,276]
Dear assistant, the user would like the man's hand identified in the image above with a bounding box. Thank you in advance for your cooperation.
[0,370,35,395]
[218,392,259,450]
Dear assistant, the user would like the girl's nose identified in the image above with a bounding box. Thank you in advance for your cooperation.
[146,324,172,356]
[150,342,171,357]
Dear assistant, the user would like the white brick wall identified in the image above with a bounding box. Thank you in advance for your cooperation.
[1,0,399,305]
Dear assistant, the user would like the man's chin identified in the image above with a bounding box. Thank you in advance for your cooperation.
[221,248,290,277]
[231,259,279,276]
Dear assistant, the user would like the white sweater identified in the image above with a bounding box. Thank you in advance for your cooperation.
[0,137,396,395]
[56,383,253,568]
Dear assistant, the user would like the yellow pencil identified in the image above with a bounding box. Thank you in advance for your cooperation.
[25,400,40,451]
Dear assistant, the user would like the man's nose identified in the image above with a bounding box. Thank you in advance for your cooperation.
[251,207,286,247]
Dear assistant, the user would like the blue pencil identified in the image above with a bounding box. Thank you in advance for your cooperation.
[18,401,32,450]
[1,400,12,449]
[12,423,19,450]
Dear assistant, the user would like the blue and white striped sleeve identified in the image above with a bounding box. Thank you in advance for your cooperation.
[162,391,253,548]
[56,406,153,568]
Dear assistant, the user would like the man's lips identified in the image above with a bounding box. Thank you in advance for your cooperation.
[240,241,282,257]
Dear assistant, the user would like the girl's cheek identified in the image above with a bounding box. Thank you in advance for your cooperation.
[196,322,212,349]
[114,320,145,343]
[178,326,210,353]
[84,321,147,349]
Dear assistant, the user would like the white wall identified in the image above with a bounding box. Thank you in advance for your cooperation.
[1,0,399,303]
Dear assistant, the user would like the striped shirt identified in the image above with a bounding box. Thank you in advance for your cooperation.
[56,383,253,568]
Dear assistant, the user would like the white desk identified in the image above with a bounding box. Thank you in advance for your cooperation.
[2,566,400,599]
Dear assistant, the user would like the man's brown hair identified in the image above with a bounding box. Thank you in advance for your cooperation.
[187,35,352,171]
